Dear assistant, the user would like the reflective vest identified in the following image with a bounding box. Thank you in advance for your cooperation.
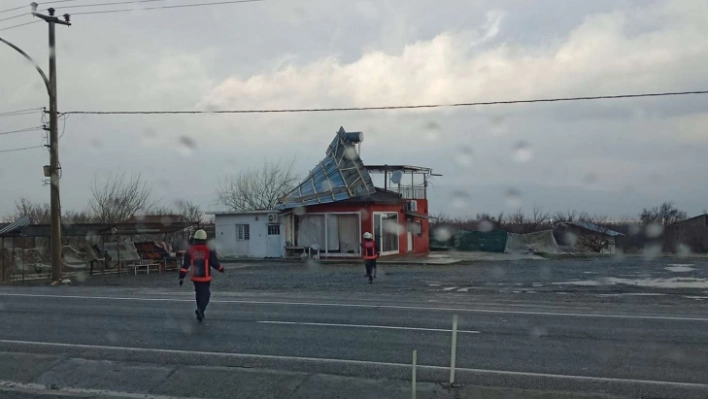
[363,240,377,260]
[180,244,222,282]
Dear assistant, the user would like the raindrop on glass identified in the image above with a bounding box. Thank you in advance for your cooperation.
[563,232,578,246]
[676,243,692,258]
[512,141,532,163]
[433,227,452,242]
[479,220,493,232]
[645,222,664,239]
[105,332,118,343]
[530,326,547,339]
[452,191,469,209]
[178,136,197,157]
[455,146,474,166]
[344,147,359,160]
[642,244,662,261]
[628,224,641,236]
[161,216,173,227]
[75,271,86,282]
[504,188,522,208]
[424,121,440,141]
[141,127,159,147]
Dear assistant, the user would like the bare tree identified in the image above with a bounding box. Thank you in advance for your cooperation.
[640,202,688,226]
[216,160,298,212]
[553,210,578,223]
[11,198,51,224]
[529,205,550,230]
[91,171,155,223]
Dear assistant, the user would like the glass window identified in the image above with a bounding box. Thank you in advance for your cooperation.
[236,224,250,240]
[267,224,280,235]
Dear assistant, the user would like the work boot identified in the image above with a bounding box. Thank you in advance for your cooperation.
[369,275,373,284]
[195,309,203,322]
[199,309,206,320]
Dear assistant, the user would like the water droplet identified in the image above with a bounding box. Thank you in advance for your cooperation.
[613,248,625,261]
[530,326,548,339]
[563,232,578,246]
[642,244,662,261]
[344,147,359,160]
[383,220,404,235]
[479,220,493,232]
[0,302,5,311]
[89,139,102,151]
[293,207,306,216]
[424,121,440,141]
[161,216,173,227]
[75,271,86,282]
[628,224,641,236]
[676,243,692,258]
[584,173,597,185]
[451,191,469,208]
[490,266,504,279]
[141,127,160,147]
[178,136,196,157]
[539,265,552,280]
[645,223,664,239]
[504,188,522,208]
[207,239,220,251]
[455,146,474,166]
[179,321,194,334]
[512,141,532,163]
[105,332,118,343]
[433,227,452,242]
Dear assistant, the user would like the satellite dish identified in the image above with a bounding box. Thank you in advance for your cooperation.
[390,170,403,184]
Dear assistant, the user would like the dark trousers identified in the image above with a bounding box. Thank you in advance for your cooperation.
[193,281,211,312]
[365,259,377,277]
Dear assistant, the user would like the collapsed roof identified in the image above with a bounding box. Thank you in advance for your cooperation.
[276,127,375,210]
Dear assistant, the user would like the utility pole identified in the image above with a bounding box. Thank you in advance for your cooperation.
[31,3,71,283]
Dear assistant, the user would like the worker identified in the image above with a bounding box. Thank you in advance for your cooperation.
[362,232,379,283]
[179,229,224,322]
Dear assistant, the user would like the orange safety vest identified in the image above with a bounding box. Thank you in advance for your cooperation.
[180,244,217,282]
[363,240,377,260]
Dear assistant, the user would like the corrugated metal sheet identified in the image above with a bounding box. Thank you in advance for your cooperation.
[277,127,375,210]
[0,215,30,235]
[569,221,624,237]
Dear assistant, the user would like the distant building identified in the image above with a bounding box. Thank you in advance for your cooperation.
[669,214,708,253]
[213,127,438,259]
[555,221,624,254]
[213,210,283,258]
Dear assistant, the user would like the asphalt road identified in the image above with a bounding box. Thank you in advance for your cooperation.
[0,286,707,398]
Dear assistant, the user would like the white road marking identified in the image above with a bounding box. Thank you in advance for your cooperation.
[1,292,707,322]
[457,287,470,292]
[257,320,480,334]
[442,286,458,291]
[0,339,705,390]
[0,380,204,399]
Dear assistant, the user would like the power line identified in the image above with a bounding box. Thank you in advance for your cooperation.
[0,126,44,136]
[63,90,708,116]
[72,0,265,15]
[60,0,167,10]
[0,12,28,23]
[0,107,44,117]
[0,20,40,31]
[0,0,81,14]
[0,145,44,154]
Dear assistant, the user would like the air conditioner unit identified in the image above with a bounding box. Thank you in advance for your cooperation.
[268,214,278,223]
[406,201,418,212]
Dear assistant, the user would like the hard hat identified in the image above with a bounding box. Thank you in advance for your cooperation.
[363,232,373,239]
[193,229,208,240]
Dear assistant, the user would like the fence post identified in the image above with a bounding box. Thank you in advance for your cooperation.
[450,314,458,385]
[1,237,5,283]
[411,349,417,399]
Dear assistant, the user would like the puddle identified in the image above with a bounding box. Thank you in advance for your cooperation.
[665,264,695,273]
[554,277,708,289]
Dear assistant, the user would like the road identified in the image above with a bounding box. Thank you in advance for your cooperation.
[0,284,707,399]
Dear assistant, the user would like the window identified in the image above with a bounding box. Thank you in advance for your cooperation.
[267,224,280,235]
[374,212,399,253]
[236,224,250,240]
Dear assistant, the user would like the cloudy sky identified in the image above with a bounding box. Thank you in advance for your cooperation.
[1,0,707,220]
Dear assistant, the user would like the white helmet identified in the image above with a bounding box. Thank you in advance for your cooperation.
[363,232,373,239]
[193,229,208,240]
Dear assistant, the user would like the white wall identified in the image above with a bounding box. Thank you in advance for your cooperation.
[215,214,283,258]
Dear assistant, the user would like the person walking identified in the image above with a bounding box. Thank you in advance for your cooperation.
[179,229,223,322]
[362,232,379,284]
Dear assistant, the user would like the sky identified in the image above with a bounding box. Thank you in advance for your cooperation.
[1,0,707,220]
